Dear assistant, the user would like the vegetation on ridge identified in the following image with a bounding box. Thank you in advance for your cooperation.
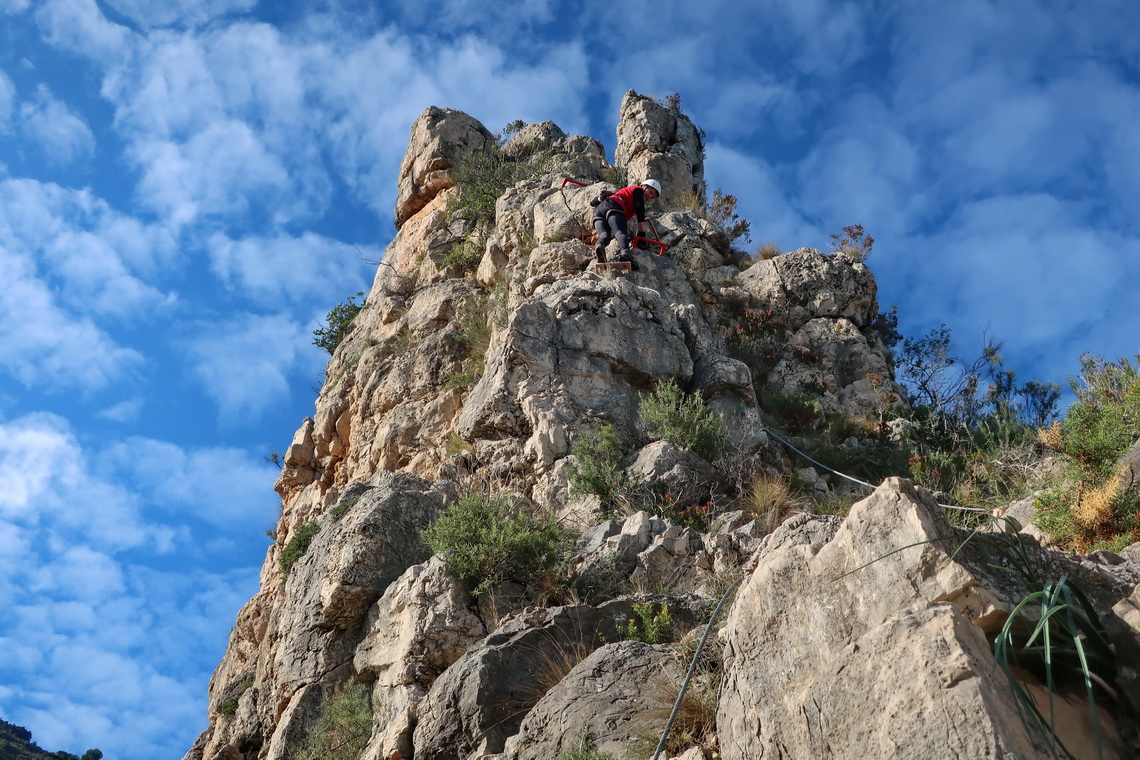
[0,718,101,760]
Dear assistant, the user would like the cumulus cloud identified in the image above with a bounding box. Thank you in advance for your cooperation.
[33,0,132,63]
[0,178,178,305]
[132,120,292,226]
[96,397,144,422]
[102,0,256,29]
[0,411,267,756]
[704,143,818,253]
[104,436,277,530]
[0,252,144,391]
[209,231,377,307]
[18,85,95,164]
[0,178,176,390]
[184,312,315,420]
[0,71,14,128]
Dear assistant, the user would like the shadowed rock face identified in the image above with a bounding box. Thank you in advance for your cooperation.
[183,95,1140,760]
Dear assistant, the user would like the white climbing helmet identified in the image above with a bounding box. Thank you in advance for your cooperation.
[641,179,662,194]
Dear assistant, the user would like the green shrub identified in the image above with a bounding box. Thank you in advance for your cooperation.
[566,424,632,517]
[293,682,374,760]
[443,236,485,270]
[1035,354,1140,551]
[445,288,500,390]
[640,380,729,461]
[422,494,570,598]
[615,603,674,644]
[330,497,358,519]
[443,133,564,274]
[218,679,254,718]
[313,292,365,354]
[279,521,320,579]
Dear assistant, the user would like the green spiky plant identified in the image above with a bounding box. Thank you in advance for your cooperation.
[990,536,1115,760]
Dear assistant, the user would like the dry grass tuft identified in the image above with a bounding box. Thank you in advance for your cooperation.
[1037,421,1064,451]
[629,670,720,760]
[1074,469,1123,530]
[756,241,781,260]
[743,473,801,532]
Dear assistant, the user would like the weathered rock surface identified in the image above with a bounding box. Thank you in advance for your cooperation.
[615,90,706,208]
[411,602,643,760]
[185,95,1140,760]
[395,107,495,228]
[718,477,1140,760]
[501,641,680,760]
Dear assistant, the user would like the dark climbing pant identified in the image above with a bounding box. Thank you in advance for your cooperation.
[593,200,631,252]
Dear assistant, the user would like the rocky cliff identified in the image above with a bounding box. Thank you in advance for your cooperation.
[183,90,1140,760]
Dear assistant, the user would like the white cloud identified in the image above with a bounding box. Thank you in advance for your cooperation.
[33,0,132,63]
[886,192,1140,386]
[0,179,176,390]
[132,120,292,226]
[185,312,314,419]
[18,85,95,164]
[794,99,927,242]
[704,143,818,252]
[0,178,178,305]
[0,255,143,391]
[96,397,144,422]
[0,71,14,128]
[0,0,28,12]
[105,437,277,529]
[103,0,255,29]
[209,231,378,307]
[0,412,159,550]
[382,0,554,35]
[0,411,266,756]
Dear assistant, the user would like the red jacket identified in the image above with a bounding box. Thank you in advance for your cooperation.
[607,185,647,222]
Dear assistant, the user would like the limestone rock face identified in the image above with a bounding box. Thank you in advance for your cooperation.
[395,107,495,228]
[717,477,1138,760]
[615,90,706,208]
[354,556,485,759]
[187,475,450,760]
[501,641,680,760]
[736,246,902,420]
[411,602,641,760]
[455,271,695,471]
[186,99,1140,760]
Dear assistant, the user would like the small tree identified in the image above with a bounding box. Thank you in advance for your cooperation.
[566,424,632,517]
[313,292,365,354]
[707,189,751,249]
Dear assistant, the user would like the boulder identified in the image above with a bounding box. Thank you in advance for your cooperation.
[411,602,644,760]
[354,556,485,759]
[717,477,1139,759]
[502,641,681,760]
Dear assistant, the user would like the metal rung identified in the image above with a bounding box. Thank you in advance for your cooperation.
[594,261,632,273]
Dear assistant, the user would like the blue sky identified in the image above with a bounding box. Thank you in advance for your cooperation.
[0,0,1137,757]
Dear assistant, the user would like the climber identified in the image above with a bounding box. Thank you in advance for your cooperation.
[592,179,661,269]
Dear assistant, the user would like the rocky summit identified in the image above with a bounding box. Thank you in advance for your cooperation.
[182,90,1140,760]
